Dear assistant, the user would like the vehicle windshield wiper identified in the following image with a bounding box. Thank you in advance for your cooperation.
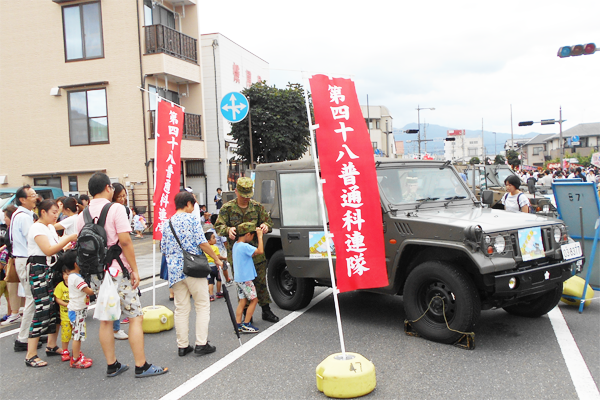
[444,196,467,207]
[415,197,439,210]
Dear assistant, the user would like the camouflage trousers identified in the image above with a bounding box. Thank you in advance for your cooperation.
[253,260,271,307]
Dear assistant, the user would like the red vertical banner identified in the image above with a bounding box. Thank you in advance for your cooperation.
[153,98,184,240]
[308,75,388,293]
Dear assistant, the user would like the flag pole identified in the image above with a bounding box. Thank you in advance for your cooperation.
[302,72,346,359]
[152,97,160,308]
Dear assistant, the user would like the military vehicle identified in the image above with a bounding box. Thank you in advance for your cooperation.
[253,159,584,345]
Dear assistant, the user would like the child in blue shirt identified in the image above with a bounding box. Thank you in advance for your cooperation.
[232,222,263,334]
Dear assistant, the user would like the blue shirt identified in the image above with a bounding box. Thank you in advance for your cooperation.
[161,212,207,287]
[10,206,34,257]
[232,242,257,282]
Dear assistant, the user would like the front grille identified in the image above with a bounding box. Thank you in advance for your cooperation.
[510,233,519,256]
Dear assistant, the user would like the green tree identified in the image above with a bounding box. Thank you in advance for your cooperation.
[230,82,311,164]
[469,157,480,165]
[506,150,521,167]
[494,154,505,165]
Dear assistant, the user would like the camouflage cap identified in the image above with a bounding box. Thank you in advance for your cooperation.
[236,177,254,198]
[237,222,257,236]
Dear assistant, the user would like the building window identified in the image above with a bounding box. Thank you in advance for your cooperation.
[62,2,104,61]
[68,88,109,146]
[468,148,478,156]
[532,146,544,156]
[372,142,378,151]
[68,176,78,192]
[34,177,62,188]
[185,160,205,177]
[143,0,175,28]
[376,120,380,130]
[148,85,179,111]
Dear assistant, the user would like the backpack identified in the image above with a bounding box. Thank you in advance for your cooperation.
[76,203,126,281]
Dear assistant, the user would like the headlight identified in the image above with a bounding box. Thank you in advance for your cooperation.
[494,235,506,253]
[553,227,561,243]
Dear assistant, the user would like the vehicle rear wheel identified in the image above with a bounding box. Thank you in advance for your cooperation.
[403,261,481,344]
[267,250,315,311]
[502,283,563,318]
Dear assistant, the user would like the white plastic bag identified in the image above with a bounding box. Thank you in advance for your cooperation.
[17,283,25,297]
[93,273,121,321]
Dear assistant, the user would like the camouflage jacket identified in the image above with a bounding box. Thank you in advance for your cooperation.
[214,199,272,265]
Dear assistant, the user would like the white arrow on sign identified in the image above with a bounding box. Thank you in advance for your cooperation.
[221,94,247,121]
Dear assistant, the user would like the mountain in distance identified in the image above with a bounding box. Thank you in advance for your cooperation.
[393,123,546,155]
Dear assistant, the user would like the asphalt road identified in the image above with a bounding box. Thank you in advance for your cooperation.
[1,235,598,399]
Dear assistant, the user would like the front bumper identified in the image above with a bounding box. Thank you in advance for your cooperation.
[492,256,584,296]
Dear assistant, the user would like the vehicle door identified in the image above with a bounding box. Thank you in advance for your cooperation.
[278,171,330,280]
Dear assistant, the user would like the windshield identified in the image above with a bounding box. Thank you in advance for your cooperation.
[495,168,516,185]
[377,167,470,205]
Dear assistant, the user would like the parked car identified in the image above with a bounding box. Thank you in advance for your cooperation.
[253,159,584,345]
[0,186,65,230]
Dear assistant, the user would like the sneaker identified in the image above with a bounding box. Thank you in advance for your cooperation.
[1,314,21,326]
[209,295,215,302]
[121,318,129,324]
[61,349,70,362]
[70,354,93,369]
[1,315,8,322]
[114,330,129,340]
[194,342,216,356]
[240,322,260,334]
[215,292,224,299]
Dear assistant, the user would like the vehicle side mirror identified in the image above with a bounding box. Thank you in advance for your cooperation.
[481,190,494,205]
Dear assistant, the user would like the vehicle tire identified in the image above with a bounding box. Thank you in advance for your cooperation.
[403,261,481,344]
[502,283,563,318]
[267,250,315,311]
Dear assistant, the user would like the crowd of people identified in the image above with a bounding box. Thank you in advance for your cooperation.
[515,165,599,185]
[0,173,280,378]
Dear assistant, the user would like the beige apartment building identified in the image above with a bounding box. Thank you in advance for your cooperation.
[360,105,393,157]
[0,0,207,220]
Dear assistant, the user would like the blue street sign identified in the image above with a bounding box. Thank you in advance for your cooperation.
[571,135,580,143]
[220,92,249,123]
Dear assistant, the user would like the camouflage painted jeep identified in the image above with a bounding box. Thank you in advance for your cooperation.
[254,159,584,344]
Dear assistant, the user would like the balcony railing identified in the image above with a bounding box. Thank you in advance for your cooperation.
[145,24,197,64]
[149,110,202,140]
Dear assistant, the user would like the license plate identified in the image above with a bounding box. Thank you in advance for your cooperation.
[561,242,582,260]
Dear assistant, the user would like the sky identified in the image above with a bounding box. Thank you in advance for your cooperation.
[199,0,600,136]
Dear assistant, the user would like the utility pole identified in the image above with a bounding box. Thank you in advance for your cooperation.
[416,105,435,158]
[510,104,514,153]
[481,118,484,162]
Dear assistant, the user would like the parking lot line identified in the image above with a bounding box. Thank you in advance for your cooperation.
[159,288,334,400]
[548,307,600,400]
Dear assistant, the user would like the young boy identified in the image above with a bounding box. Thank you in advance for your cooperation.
[204,232,227,301]
[64,251,94,369]
[54,269,73,362]
[232,222,263,334]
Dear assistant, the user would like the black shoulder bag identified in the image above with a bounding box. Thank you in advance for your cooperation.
[168,219,211,278]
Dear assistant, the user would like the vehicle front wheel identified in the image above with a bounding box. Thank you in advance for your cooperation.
[267,250,315,311]
[502,283,563,318]
[403,261,481,344]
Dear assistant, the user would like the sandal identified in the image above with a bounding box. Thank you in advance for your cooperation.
[135,364,168,378]
[46,346,62,356]
[25,356,48,368]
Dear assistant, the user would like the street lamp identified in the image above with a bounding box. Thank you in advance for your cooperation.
[518,107,566,168]
[492,132,497,158]
[416,105,435,157]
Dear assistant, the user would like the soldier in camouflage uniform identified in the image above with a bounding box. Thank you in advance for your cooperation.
[214,177,279,323]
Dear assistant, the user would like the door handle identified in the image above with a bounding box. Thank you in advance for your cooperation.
[287,232,301,240]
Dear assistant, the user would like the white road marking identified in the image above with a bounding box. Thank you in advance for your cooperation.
[548,307,600,400]
[160,288,333,400]
[0,281,169,339]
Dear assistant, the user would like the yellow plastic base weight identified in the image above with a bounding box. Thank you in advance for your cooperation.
[142,305,174,333]
[561,276,594,308]
[316,353,376,398]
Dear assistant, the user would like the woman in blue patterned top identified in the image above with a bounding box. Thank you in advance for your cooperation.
[161,191,223,357]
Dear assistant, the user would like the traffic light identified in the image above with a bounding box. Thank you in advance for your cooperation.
[518,121,534,126]
[444,138,456,141]
[405,129,419,134]
[557,43,596,58]
[540,119,556,125]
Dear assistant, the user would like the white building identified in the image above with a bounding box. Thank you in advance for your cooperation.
[200,33,269,212]
[360,105,393,157]
[444,134,484,162]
